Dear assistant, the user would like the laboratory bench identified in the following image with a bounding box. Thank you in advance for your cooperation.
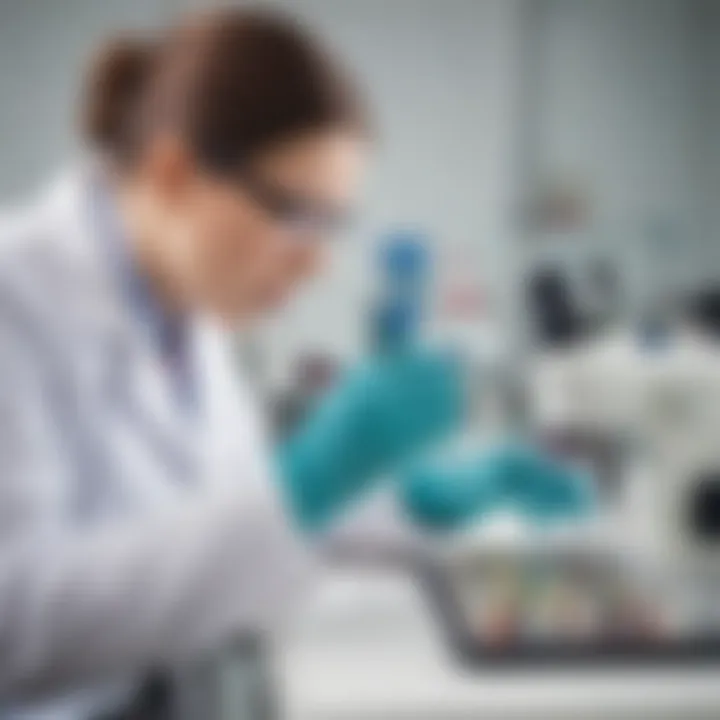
[279,568,720,720]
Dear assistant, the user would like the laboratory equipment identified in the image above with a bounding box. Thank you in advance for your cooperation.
[370,231,429,353]
[446,326,720,666]
[532,328,720,572]
[419,536,720,667]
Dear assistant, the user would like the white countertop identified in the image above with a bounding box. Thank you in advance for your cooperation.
[280,568,720,720]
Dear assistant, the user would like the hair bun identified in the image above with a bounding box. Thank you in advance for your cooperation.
[83,37,155,157]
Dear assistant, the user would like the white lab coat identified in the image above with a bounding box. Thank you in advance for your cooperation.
[0,168,325,718]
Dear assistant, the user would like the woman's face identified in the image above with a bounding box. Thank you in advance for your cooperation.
[146,129,367,323]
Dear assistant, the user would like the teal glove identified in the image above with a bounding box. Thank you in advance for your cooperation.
[399,443,595,531]
[277,349,465,531]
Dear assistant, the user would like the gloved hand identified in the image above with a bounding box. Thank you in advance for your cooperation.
[277,349,465,531]
[399,443,595,531]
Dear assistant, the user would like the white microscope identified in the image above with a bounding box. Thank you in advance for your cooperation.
[531,324,720,582]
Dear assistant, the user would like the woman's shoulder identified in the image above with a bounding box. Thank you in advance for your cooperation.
[0,167,118,352]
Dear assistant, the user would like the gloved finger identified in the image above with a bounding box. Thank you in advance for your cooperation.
[512,467,597,522]
[399,461,505,531]
[475,442,595,516]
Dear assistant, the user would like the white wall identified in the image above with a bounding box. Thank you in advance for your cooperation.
[532,0,716,312]
[0,0,170,200]
[690,0,720,276]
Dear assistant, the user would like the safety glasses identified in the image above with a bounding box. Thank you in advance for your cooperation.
[240,173,353,239]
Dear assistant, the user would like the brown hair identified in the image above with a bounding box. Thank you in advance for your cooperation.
[83,7,367,172]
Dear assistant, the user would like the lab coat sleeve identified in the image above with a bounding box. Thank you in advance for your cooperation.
[0,322,316,701]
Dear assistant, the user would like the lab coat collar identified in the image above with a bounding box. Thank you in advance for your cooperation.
[41,162,133,342]
[40,164,222,447]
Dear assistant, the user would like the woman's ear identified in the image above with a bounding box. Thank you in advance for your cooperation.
[143,132,196,203]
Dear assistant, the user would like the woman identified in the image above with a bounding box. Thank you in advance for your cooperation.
[0,8,589,719]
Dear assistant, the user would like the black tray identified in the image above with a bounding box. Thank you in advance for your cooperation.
[416,556,720,669]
